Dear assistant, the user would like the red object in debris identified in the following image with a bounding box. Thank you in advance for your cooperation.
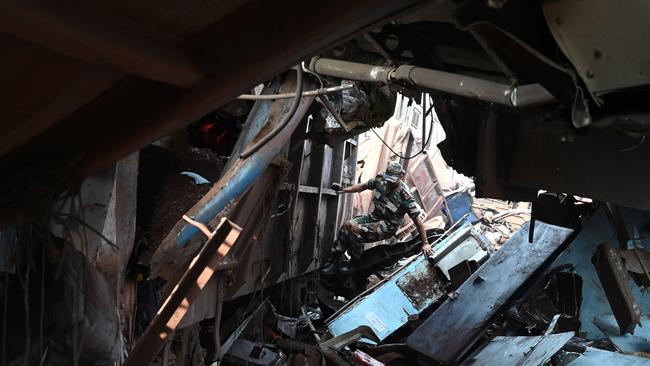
[352,350,385,366]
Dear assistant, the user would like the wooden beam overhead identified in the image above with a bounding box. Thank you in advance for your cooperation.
[0,1,204,87]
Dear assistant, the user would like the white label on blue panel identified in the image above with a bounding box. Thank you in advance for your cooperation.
[365,312,387,334]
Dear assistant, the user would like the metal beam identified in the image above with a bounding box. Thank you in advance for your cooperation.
[123,218,241,366]
[591,243,641,335]
[309,58,556,107]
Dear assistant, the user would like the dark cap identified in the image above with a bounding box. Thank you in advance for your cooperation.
[384,162,405,183]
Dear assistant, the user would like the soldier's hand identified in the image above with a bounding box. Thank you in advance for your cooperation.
[331,183,342,191]
[349,224,362,236]
[422,243,434,257]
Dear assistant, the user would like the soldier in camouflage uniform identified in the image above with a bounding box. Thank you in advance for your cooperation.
[322,162,433,275]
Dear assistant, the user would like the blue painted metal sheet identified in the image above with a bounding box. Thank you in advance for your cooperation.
[552,206,650,340]
[150,77,314,280]
[406,221,573,363]
[594,315,650,353]
[327,254,443,341]
[327,224,485,342]
[445,191,478,224]
[567,347,650,366]
[222,80,281,173]
[464,332,574,366]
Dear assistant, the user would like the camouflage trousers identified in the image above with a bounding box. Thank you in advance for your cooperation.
[332,215,396,259]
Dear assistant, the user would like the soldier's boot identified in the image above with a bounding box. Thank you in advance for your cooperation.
[321,251,351,275]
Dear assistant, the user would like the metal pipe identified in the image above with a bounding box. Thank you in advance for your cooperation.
[150,78,315,280]
[240,67,304,158]
[310,57,392,83]
[237,84,352,100]
[393,65,513,105]
[309,58,556,107]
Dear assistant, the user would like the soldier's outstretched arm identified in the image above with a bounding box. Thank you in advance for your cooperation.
[331,182,368,193]
[415,217,434,256]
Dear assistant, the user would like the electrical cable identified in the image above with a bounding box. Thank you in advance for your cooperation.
[237,84,351,100]
[240,66,304,159]
[371,97,435,160]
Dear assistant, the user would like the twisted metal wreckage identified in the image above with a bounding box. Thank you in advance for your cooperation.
[2,0,650,365]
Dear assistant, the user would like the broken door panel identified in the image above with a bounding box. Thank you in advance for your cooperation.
[406,221,573,363]
[463,332,574,366]
[592,243,641,335]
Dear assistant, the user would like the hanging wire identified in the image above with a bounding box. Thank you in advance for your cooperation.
[371,95,436,160]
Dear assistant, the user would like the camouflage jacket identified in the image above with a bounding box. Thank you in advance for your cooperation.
[366,173,423,231]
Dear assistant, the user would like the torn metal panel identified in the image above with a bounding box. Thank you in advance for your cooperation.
[150,75,314,280]
[621,248,650,287]
[124,219,240,366]
[507,268,582,333]
[592,243,641,335]
[434,225,489,281]
[567,347,650,366]
[543,0,650,97]
[594,315,650,354]
[406,221,573,363]
[326,224,486,342]
[463,332,574,366]
[552,207,650,339]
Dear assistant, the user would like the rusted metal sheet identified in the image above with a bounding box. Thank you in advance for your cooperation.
[94,152,139,346]
[592,243,641,335]
[464,332,574,366]
[406,221,572,363]
[396,260,442,310]
[123,218,240,366]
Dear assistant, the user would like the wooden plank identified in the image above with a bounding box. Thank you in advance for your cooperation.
[123,218,241,366]
[406,221,572,363]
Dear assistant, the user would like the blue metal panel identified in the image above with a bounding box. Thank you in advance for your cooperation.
[552,206,650,340]
[567,347,650,366]
[222,80,282,173]
[594,315,650,353]
[327,224,484,342]
[445,191,478,224]
[465,332,574,366]
[327,255,442,342]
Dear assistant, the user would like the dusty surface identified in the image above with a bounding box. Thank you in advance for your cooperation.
[136,145,225,256]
